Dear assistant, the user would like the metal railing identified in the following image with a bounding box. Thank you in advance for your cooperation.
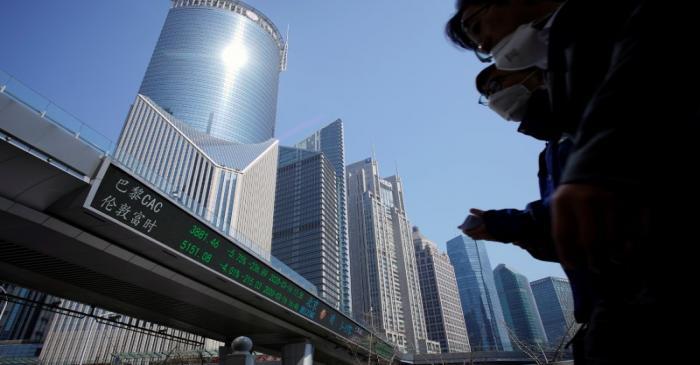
[0,68,115,155]
[0,67,321,300]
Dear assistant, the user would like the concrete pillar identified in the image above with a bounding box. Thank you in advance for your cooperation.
[221,336,255,365]
[282,340,314,365]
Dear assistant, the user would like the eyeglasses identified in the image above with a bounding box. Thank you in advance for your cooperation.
[460,4,492,62]
[474,48,493,63]
[478,93,492,106]
[478,70,539,106]
[478,76,507,106]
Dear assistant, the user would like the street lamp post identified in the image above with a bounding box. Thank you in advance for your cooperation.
[77,307,122,365]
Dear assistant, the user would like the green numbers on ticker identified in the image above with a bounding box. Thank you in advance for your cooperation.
[210,238,220,249]
[179,224,302,311]
[89,165,394,360]
[180,239,213,263]
[180,240,201,256]
[201,251,213,264]
[182,224,215,263]
[189,224,209,240]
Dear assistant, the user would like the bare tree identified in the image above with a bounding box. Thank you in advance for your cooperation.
[374,342,400,365]
[337,310,402,365]
[500,319,580,364]
[501,321,547,365]
[548,320,580,363]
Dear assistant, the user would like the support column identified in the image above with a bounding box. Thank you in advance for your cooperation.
[282,340,314,365]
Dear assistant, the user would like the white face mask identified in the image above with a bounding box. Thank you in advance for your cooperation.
[488,84,532,121]
[490,22,548,71]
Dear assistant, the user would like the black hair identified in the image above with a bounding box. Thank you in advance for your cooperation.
[445,0,563,51]
[475,64,498,94]
[445,0,503,51]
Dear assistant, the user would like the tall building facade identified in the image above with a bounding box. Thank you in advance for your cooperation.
[412,227,470,353]
[493,264,548,346]
[140,0,287,144]
[0,284,216,363]
[530,277,574,347]
[0,285,57,357]
[446,235,512,352]
[272,147,341,308]
[295,119,351,315]
[115,95,279,253]
[346,158,439,354]
[123,0,288,252]
[7,1,291,362]
[39,300,211,365]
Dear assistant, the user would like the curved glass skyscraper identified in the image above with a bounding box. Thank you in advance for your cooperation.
[140,0,285,144]
[494,264,548,346]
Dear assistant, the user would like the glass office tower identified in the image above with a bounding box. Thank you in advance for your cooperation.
[272,147,341,308]
[530,277,575,347]
[0,285,57,357]
[140,0,286,144]
[446,235,512,352]
[494,264,548,346]
[295,119,351,315]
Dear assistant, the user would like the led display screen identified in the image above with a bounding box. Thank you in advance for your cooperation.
[86,164,394,358]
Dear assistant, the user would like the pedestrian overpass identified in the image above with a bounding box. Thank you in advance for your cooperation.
[0,70,553,365]
[0,70,395,365]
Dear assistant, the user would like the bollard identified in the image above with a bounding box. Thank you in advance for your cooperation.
[221,336,255,365]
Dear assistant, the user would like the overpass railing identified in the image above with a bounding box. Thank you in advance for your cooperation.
[0,68,115,155]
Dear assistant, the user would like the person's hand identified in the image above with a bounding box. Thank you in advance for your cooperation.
[460,208,496,241]
[552,183,628,271]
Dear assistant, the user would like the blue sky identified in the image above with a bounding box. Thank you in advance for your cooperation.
[0,0,564,281]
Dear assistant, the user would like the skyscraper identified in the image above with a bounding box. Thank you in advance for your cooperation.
[412,227,470,353]
[116,0,287,253]
[0,284,213,361]
[272,147,341,308]
[6,1,287,361]
[38,300,211,364]
[530,277,574,348]
[0,285,57,357]
[115,95,279,252]
[140,0,287,144]
[346,158,439,354]
[446,235,512,352]
[295,119,351,315]
[493,264,548,347]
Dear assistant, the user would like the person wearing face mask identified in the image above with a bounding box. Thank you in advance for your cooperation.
[462,66,593,364]
[447,1,697,364]
[464,66,568,251]
[445,0,564,67]
[483,67,539,121]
